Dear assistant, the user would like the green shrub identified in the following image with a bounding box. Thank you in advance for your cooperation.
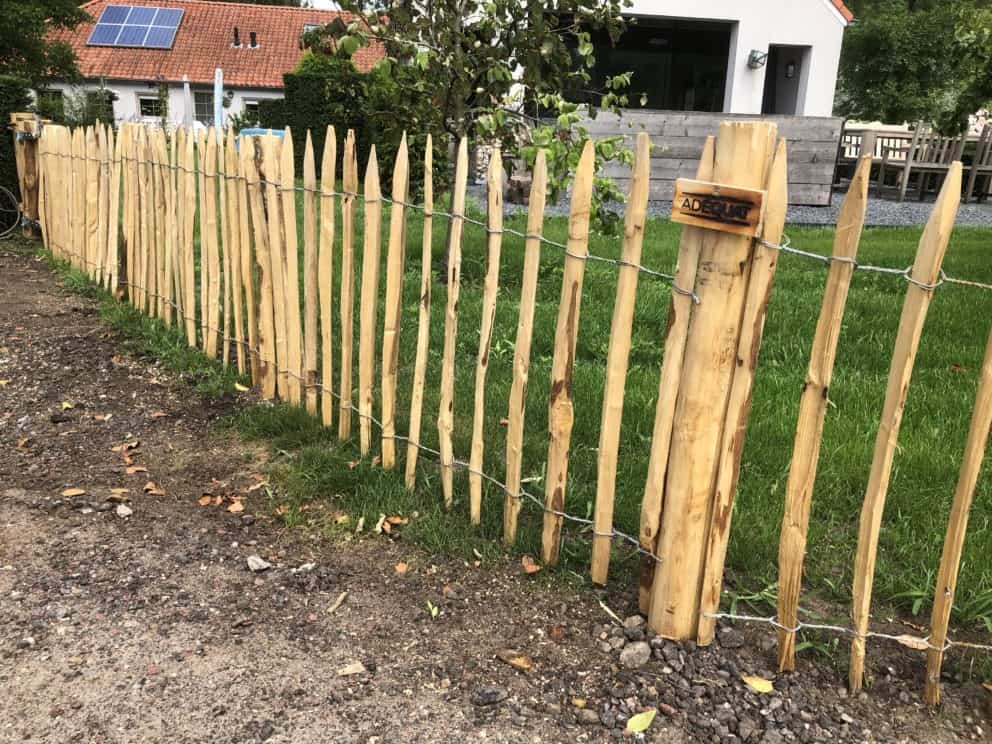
[0,75,32,195]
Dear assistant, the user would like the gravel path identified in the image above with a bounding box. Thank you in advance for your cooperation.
[469,184,992,227]
[1,243,988,743]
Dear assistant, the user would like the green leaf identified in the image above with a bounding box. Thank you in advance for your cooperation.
[625,710,656,733]
[339,35,360,56]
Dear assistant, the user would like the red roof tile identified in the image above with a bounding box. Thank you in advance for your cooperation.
[53,0,384,89]
[831,0,854,23]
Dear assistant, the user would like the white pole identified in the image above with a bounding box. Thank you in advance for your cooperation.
[182,75,193,129]
[213,67,224,135]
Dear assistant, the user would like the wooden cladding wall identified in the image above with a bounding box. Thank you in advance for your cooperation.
[585,110,844,206]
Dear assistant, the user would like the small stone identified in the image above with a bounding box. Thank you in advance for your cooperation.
[241,515,256,526]
[292,562,316,574]
[624,626,645,642]
[470,686,508,706]
[115,504,132,518]
[609,636,626,651]
[259,720,275,741]
[623,615,646,629]
[17,637,35,650]
[576,708,600,725]
[619,641,651,669]
[247,556,271,572]
[718,627,745,649]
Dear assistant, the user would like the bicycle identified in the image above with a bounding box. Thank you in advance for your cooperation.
[0,184,22,239]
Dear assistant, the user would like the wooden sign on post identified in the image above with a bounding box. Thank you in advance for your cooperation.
[671,179,767,238]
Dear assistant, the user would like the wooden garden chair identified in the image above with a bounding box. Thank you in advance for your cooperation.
[898,123,966,202]
[964,124,992,203]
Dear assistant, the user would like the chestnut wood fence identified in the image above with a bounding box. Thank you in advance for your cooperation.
[24,118,992,705]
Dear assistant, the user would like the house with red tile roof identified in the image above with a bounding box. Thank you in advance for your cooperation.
[42,0,384,127]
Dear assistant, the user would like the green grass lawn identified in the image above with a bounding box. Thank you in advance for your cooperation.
[228,191,992,630]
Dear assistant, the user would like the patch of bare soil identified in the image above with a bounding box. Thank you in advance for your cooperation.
[0,244,988,743]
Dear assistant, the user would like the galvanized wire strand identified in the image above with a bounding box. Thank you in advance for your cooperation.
[39,148,699,301]
[703,612,992,656]
[43,239,663,565]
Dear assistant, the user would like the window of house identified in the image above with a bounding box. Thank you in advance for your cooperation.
[194,91,214,124]
[138,95,163,118]
[243,99,260,122]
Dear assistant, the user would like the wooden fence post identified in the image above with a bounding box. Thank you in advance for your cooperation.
[85,127,99,280]
[339,130,357,439]
[405,136,434,490]
[204,131,222,357]
[107,127,121,294]
[502,150,548,546]
[96,124,109,287]
[358,146,383,455]
[647,121,777,639]
[218,131,231,349]
[319,126,337,427]
[540,140,595,566]
[303,130,319,412]
[590,132,650,584]
[469,147,504,524]
[181,129,198,346]
[226,130,246,374]
[775,155,871,672]
[381,134,410,468]
[638,136,715,613]
[438,138,470,509]
[925,318,992,704]
[849,163,962,691]
[236,134,259,382]
[697,135,789,646]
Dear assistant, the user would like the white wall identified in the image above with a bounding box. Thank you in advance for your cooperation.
[624,0,847,116]
[45,80,283,128]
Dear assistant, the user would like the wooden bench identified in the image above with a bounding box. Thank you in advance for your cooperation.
[965,124,992,203]
[897,125,966,202]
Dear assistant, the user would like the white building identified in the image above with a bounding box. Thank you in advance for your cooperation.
[583,0,852,117]
[43,0,382,128]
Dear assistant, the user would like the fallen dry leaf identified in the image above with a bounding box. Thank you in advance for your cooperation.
[742,675,774,694]
[0,380,10,388]
[499,417,509,426]
[496,649,533,673]
[983,682,992,694]
[110,487,130,495]
[61,487,87,497]
[347,459,360,470]
[395,562,408,575]
[143,481,166,496]
[386,515,409,526]
[197,495,213,507]
[234,382,250,392]
[336,661,367,676]
[893,634,930,651]
[227,500,245,514]
[572,698,586,709]
[275,503,290,516]
[126,466,148,474]
[521,555,542,575]
[370,455,381,468]
[16,437,30,450]
[549,624,567,644]
[112,441,140,453]
[150,410,168,419]
[327,591,348,614]
[213,495,223,506]
[625,710,656,734]
[61,401,74,411]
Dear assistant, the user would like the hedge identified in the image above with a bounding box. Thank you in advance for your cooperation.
[0,75,32,197]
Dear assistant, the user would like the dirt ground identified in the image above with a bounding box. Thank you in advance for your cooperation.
[1,243,990,744]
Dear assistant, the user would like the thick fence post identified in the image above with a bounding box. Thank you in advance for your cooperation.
[647,121,777,640]
[849,163,962,691]
[243,135,276,398]
[9,114,40,238]
[319,126,337,428]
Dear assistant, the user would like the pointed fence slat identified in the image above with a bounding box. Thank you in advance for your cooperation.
[218,130,232,362]
[181,130,198,346]
[381,134,410,468]
[303,130,319,413]
[925,319,992,704]
[503,150,548,546]
[405,136,434,490]
[849,163,963,691]
[776,155,871,672]
[262,133,288,399]
[280,129,304,404]
[469,147,504,524]
[359,147,383,454]
[590,132,651,584]
[540,140,595,566]
[236,136,259,382]
[226,130,246,374]
[318,126,337,427]
[438,138,470,509]
[243,135,277,398]
[339,130,357,440]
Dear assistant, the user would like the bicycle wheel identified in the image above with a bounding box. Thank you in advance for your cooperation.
[0,185,22,239]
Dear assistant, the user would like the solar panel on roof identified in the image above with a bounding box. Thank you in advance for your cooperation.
[86,5,184,49]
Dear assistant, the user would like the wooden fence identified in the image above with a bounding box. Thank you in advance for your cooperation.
[27,118,990,705]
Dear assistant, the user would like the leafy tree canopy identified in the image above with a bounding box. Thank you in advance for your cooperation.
[0,0,89,85]
[837,0,992,132]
